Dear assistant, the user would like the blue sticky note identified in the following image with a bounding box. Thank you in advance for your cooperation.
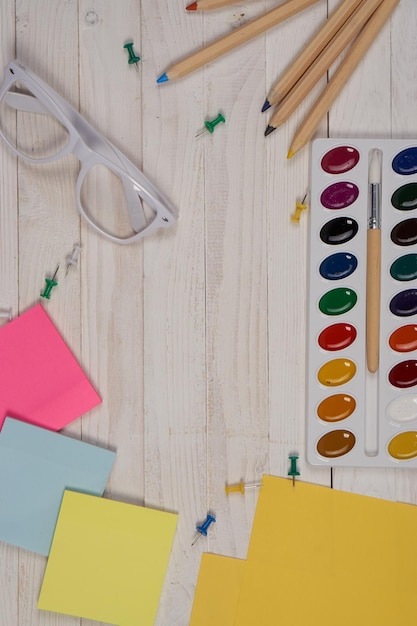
[0,418,116,555]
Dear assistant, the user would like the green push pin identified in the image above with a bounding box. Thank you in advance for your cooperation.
[123,42,141,72]
[196,113,226,137]
[40,266,59,300]
[288,455,300,487]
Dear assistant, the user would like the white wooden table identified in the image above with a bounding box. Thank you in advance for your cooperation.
[0,1,416,624]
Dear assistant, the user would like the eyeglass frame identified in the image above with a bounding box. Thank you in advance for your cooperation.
[0,60,177,244]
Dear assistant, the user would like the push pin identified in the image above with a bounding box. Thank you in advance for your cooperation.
[291,193,308,223]
[123,42,141,72]
[0,308,12,322]
[65,243,82,276]
[196,113,225,138]
[288,455,300,487]
[40,266,59,300]
[225,481,261,495]
[191,513,216,546]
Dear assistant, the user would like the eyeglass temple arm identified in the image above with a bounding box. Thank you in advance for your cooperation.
[5,92,148,233]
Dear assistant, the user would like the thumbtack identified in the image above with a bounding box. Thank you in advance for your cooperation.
[40,266,59,300]
[196,113,225,138]
[65,243,82,276]
[191,513,216,546]
[123,42,141,72]
[288,455,300,487]
[0,308,12,322]
[225,481,262,495]
[291,193,308,223]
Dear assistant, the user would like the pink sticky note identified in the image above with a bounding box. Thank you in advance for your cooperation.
[0,304,101,431]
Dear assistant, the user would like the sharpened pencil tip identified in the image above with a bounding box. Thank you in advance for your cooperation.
[264,125,276,137]
[156,73,169,84]
[261,99,271,113]
[186,1,198,9]
[287,149,294,159]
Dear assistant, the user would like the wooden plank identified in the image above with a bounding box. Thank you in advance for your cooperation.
[202,0,270,567]
[265,0,330,487]
[12,1,81,625]
[141,1,207,623]
[390,0,417,506]
[326,0,397,499]
[0,3,19,625]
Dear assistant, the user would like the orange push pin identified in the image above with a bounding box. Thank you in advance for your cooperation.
[291,193,308,223]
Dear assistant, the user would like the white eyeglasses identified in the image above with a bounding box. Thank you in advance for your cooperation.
[0,60,177,244]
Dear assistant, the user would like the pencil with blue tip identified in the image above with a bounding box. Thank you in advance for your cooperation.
[261,0,364,113]
[157,0,321,84]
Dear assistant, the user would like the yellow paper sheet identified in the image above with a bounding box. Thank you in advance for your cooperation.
[37,490,178,626]
[234,476,417,625]
[190,553,245,626]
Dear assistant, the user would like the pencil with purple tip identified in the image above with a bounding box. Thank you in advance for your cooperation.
[287,0,401,158]
[261,0,364,113]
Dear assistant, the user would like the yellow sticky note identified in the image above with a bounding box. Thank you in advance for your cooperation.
[190,553,245,626]
[234,476,417,626]
[38,490,178,626]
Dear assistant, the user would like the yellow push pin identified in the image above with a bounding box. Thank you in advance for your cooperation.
[291,193,308,223]
[225,481,262,495]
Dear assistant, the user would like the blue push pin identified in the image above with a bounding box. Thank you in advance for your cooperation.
[191,513,216,546]
[288,454,300,487]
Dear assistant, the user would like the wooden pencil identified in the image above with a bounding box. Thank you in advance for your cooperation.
[264,0,385,135]
[157,0,322,83]
[287,0,401,159]
[261,0,365,112]
[186,0,246,10]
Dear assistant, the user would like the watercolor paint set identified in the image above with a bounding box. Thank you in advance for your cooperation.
[307,138,417,467]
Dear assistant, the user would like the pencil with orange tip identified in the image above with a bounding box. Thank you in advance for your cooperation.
[157,0,321,83]
[264,0,385,136]
[261,0,364,113]
[287,0,401,159]
[186,0,242,9]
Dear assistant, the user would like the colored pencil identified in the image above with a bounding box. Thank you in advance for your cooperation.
[186,0,245,9]
[157,0,321,83]
[287,0,401,159]
[261,0,365,113]
[264,0,385,135]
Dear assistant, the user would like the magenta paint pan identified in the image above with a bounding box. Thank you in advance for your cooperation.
[307,138,417,467]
